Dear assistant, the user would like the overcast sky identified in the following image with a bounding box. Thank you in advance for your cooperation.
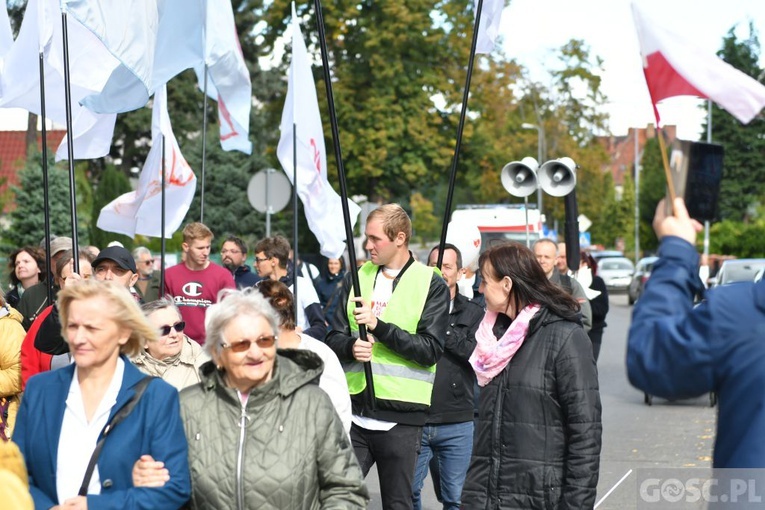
[501,0,764,140]
[1,1,763,140]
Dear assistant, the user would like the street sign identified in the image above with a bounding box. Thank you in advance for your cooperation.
[578,214,592,233]
[247,169,291,213]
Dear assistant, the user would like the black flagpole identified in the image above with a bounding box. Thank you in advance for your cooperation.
[61,11,79,272]
[436,0,483,269]
[38,52,53,306]
[200,65,208,223]
[292,126,299,324]
[312,0,373,399]
[160,135,166,292]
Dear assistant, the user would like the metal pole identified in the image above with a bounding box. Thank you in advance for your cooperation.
[61,11,79,272]
[522,123,544,214]
[160,135,166,292]
[634,127,640,262]
[524,197,530,248]
[313,0,372,401]
[436,0,484,269]
[703,100,712,263]
[265,168,272,237]
[292,126,299,324]
[38,52,53,305]
[200,65,208,223]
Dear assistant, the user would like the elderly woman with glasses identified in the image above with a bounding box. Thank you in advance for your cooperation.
[133,287,368,509]
[132,298,210,391]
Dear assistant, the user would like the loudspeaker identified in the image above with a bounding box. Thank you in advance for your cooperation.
[668,139,724,222]
[539,157,577,197]
[500,157,539,198]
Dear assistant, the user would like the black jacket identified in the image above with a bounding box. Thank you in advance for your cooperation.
[462,307,602,510]
[233,265,261,288]
[427,293,484,424]
[325,254,449,426]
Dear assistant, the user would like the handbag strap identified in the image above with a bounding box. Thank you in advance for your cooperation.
[78,376,155,496]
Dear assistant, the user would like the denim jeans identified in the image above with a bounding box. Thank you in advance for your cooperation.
[351,423,423,510]
[411,421,474,510]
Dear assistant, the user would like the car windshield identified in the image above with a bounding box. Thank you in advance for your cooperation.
[600,259,634,271]
[721,262,765,284]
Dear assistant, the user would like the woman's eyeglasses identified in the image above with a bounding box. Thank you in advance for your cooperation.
[220,335,277,353]
[159,321,185,336]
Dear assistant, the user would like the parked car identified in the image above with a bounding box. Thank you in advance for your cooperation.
[628,256,659,305]
[598,256,635,293]
[590,250,624,261]
[709,258,765,288]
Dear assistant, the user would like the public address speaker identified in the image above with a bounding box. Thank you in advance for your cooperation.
[501,157,539,198]
[539,157,577,197]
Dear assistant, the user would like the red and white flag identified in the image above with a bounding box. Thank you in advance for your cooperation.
[475,0,504,54]
[97,86,196,238]
[632,2,765,125]
[0,0,116,161]
[276,4,360,259]
[194,0,252,154]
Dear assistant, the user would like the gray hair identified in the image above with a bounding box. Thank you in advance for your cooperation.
[204,287,280,356]
[532,238,558,255]
[140,296,181,317]
[132,246,152,261]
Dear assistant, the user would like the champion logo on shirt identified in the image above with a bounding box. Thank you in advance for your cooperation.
[182,281,203,297]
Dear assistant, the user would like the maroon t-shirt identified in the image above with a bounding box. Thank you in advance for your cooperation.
[163,262,235,344]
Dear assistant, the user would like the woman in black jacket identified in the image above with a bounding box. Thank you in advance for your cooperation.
[580,251,609,361]
[461,242,601,509]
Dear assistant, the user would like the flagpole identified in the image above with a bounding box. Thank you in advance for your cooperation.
[200,65,208,223]
[436,0,483,269]
[60,9,80,272]
[160,134,167,293]
[656,127,677,203]
[313,0,373,397]
[38,52,53,306]
[292,126,299,323]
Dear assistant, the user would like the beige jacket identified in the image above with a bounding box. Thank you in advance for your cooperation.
[132,336,210,391]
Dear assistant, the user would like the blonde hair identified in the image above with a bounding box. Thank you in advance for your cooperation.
[367,204,411,245]
[57,280,158,357]
[182,222,214,243]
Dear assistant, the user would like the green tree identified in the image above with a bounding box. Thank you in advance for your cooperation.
[638,136,667,255]
[89,166,134,249]
[410,192,439,247]
[592,171,633,250]
[702,24,765,222]
[3,155,84,250]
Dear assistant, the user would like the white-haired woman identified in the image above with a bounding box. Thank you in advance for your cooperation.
[135,287,368,509]
[133,298,210,391]
[13,280,190,509]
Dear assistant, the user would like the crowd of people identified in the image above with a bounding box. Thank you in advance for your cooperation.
[0,204,614,509]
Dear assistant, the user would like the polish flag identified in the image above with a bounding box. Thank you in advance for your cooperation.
[632,2,765,125]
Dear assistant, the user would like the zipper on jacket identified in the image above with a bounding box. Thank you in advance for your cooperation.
[489,371,507,507]
[236,401,248,510]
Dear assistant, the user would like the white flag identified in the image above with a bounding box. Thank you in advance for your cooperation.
[194,0,252,154]
[0,0,116,161]
[152,0,204,90]
[97,86,197,238]
[475,0,504,54]
[276,5,360,260]
[632,2,765,125]
[65,0,157,114]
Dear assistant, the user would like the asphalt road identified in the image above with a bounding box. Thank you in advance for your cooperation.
[364,293,717,509]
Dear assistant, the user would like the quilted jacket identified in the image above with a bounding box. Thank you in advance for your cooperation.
[180,349,368,510]
[461,307,602,509]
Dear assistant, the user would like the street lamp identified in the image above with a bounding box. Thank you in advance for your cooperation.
[521,123,545,217]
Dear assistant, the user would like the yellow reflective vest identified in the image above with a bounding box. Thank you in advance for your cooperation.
[345,261,437,410]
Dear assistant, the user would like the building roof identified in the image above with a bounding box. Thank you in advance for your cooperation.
[0,129,67,208]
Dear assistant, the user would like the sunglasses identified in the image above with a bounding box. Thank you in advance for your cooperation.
[221,335,277,353]
[159,321,185,336]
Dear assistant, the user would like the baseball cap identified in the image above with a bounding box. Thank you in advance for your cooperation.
[92,246,138,273]
[48,237,73,257]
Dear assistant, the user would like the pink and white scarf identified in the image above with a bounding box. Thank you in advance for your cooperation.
[469,304,541,387]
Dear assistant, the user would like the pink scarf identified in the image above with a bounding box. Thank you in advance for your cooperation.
[469,304,541,387]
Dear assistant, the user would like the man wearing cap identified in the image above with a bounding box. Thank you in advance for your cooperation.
[91,246,141,301]
[17,236,73,330]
